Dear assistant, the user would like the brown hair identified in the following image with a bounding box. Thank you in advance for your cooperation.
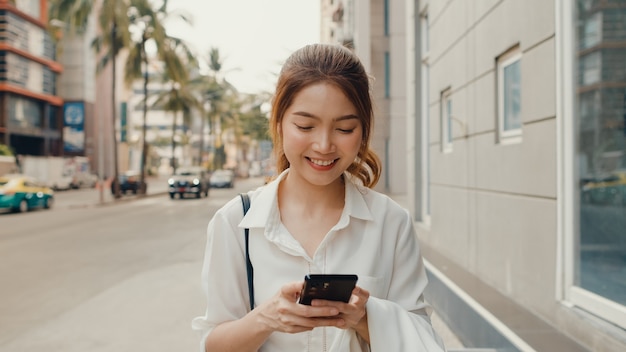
[269,43,381,188]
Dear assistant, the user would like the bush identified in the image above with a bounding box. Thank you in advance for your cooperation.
[0,144,13,156]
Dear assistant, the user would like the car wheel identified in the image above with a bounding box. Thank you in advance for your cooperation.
[44,197,53,209]
[16,200,28,213]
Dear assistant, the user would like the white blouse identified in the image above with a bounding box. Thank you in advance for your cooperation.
[192,170,445,352]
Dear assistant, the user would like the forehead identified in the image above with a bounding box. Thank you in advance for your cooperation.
[287,82,357,116]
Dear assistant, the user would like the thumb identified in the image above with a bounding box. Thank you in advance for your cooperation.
[281,281,305,300]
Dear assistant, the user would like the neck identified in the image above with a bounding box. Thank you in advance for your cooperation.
[279,173,345,209]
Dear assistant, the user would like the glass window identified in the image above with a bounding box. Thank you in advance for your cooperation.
[572,0,626,328]
[384,0,389,36]
[6,53,28,87]
[581,12,602,49]
[580,51,601,86]
[48,105,58,130]
[497,49,522,142]
[441,89,452,153]
[384,52,390,98]
[9,96,42,129]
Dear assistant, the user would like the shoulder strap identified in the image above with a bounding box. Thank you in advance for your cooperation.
[239,193,254,311]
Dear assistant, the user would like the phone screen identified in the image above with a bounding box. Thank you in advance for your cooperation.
[298,274,358,305]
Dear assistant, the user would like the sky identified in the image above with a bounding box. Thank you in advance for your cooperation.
[165,0,321,95]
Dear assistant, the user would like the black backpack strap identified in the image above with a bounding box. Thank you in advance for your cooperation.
[239,193,254,311]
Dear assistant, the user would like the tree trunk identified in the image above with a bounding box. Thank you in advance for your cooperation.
[139,34,149,194]
[171,110,177,174]
[198,113,205,167]
[111,20,121,199]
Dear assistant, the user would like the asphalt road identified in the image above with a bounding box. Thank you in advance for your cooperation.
[0,175,463,351]
[0,176,265,352]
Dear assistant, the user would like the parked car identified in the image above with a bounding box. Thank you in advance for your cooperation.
[0,174,54,213]
[209,169,235,188]
[581,170,626,205]
[111,171,145,195]
[168,166,210,199]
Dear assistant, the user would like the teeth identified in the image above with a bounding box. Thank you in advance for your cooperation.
[310,158,335,166]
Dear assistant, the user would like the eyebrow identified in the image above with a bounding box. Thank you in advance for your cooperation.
[292,111,359,122]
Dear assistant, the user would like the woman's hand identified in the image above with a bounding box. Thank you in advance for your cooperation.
[310,286,370,342]
[254,281,348,334]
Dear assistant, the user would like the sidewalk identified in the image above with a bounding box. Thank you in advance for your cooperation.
[385,192,466,351]
[91,174,170,205]
[70,179,468,350]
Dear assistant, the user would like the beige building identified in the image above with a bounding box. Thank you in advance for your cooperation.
[321,0,408,194]
[323,0,626,351]
[56,0,131,178]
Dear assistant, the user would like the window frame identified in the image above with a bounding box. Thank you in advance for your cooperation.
[440,88,453,154]
[417,8,431,226]
[497,48,523,144]
[556,0,626,329]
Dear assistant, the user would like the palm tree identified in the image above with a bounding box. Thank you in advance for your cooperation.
[123,2,195,193]
[49,0,194,196]
[152,77,202,174]
[50,0,132,198]
[239,93,271,141]
[193,76,222,167]
[202,47,238,170]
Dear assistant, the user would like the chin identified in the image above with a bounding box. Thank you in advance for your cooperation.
[306,173,345,187]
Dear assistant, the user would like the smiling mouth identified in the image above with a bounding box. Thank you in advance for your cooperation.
[307,157,337,167]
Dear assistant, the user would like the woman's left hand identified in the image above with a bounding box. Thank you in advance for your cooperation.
[310,285,370,342]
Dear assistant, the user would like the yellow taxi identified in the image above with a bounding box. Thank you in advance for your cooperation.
[0,174,54,213]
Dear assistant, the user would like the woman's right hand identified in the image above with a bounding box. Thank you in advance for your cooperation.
[253,281,347,334]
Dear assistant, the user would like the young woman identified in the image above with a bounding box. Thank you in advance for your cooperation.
[192,43,445,352]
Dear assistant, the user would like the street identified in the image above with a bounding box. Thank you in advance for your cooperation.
[0,176,265,352]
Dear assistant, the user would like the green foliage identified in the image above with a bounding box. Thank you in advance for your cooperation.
[0,144,13,156]
[50,2,272,172]
[240,107,269,141]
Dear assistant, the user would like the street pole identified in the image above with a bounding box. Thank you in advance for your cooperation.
[139,31,148,194]
[98,103,104,204]
[111,19,121,199]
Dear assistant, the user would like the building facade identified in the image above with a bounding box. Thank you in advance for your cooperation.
[321,0,408,194]
[404,0,626,351]
[126,67,195,176]
[0,0,63,156]
[324,0,626,350]
[56,9,98,170]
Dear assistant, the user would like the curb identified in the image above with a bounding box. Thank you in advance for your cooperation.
[67,190,169,209]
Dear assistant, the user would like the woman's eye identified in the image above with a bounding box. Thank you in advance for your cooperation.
[295,124,313,131]
[337,128,355,133]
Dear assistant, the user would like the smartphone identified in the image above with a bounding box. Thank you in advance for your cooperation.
[298,274,358,305]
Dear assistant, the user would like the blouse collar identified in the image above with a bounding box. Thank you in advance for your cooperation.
[239,168,374,230]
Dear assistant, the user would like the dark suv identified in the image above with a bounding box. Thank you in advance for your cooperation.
[168,167,210,199]
[111,171,145,195]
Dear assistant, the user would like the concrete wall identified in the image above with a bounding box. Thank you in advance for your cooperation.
[406,0,625,351]
[387,0,407,194]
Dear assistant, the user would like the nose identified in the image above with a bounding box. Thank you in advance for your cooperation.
[312,130,336,153]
